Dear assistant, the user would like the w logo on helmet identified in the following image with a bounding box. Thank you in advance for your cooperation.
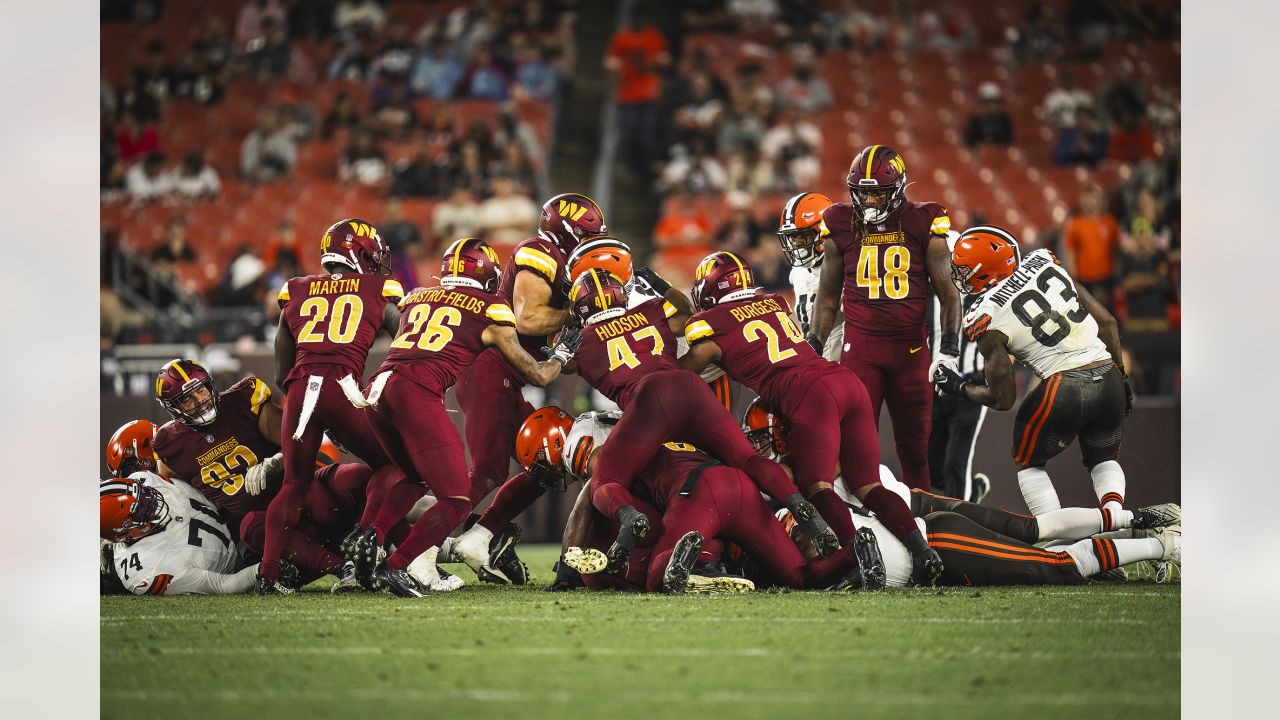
[558,200,589,222]
[348,221,377,239]
[889,155,906,175]
[695,255,719,280]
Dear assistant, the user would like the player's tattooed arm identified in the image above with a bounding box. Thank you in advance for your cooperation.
[483,324,565,387]
[273,314,297,390]
[926,235,962,354]
[965,330,1017,411]
[678,338,722,375]
[513,270,571,336]
[381,302,401,337]
[258,399,284,447]
[1073,282,1124,368]
[810,242,844,343]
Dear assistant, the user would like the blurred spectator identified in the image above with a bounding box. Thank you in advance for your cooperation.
[1009,4,1064,64]
[670,71,725,148]
[321,91,362,139]
[191,15,233,71]
[334,0,386,40]
[716,91,768,155]
[101,77,117,118]
[1041,69,1093,128]
[1099,57,1147,123]
[727,0,780,34]
[1067,0,1114,61]
[477,175,538,248]
[494,141,539,197]
[124,151,174,203]
[1107,107,1157,163]
[277,89,320,143]
[264,218,304,271]
[714,195,763,254]
[731,61,775,112]
[1062,186,1119,304]
[465,46,511,101]
[246,16,294,79]
[513,42,559,101]
[1052,106,1109,167]
[1115,217,1172,333]
[133,40,175,107]
[822,2,888,53]
[432,185,482,243]
[116,111,160,164]
[213,244,266,307]
[339,126,389,186]
[264,247,302,303]
[606,17,670,184]
[761,106,822,189]
[173,52,226,106]
[118,73,160,124]
[371,84,419,141]
[381,197,425,287]
[447,139,490,196]
[241,109,297,183]
[151,217,197,267]
[235,0,287,52]
[172,151,221,200]
[654,191,714,250]
[964,82,1014,148]
[660,137,727,195]
[494,104,543,172]
[410,38,465,100]
[327,38,371,81]
[917,6,978,51]
[372,20,416,83]
[776,47,832,114]
[725,144,779,196]
[390,136,442,198]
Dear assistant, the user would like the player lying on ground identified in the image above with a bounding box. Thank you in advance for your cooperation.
[517,407,873,593]
[680,250,944,585]
[338,237,576,598]
[561,267,837,566]
[743,402,1180,586]
[935,226,1135,528]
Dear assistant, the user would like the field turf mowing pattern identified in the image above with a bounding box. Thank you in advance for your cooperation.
[102,544,1179,720]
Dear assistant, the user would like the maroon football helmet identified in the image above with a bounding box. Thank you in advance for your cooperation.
[320,218,392,275]
[846,145,908,225]
[155,359,218,428]
[537,193,607,257]
[440,237,502,293]
[568,268,628,327]
[691,251,760,312]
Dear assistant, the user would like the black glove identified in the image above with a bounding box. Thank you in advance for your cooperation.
[932,363,968,397]
[604,505,650,572]
[1122,370,1134,417]
[911,546,945,587]
[634,266,671,296]
[549,324,583,365]
[804,333,823,354]
[939,331,960,358]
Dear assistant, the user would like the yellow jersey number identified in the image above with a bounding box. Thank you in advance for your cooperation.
[606,326,665,371]
[743,312,806,363]
[390,305,462,352]
[855,245,910,300]
[199,445,257,496]
[298,295,365,344]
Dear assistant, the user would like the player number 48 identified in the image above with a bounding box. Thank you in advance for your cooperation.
[855,245,910,300]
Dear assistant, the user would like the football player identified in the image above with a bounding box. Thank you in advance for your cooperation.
[262,218,411,593]
[151,360,372,589]
[106,419,160,478]
[563,268,836,564]
[807,145,963,491]
[447,193,606,583]
[341,238,576,597]
[681,251,944,586]
[776,192,844,361]
[746,406,1182,586]
[518,407,867,593]
[936,226,1136,528]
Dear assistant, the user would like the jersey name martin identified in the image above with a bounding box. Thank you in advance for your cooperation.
[985,252,1054,308]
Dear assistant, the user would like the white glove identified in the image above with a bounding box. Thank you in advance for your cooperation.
[244,452,282,496]
[928,354,959,389]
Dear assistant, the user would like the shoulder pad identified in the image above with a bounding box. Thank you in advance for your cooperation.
[684,318,715,344]
[513,241,561,284]
[486,302,517,326]
[382,279,405,301]
[276,281,291,308]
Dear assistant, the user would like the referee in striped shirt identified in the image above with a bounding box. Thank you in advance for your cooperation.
[926,288,990,503]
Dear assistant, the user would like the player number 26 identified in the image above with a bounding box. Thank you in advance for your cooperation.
[855,245,910,300]
[743,312,806,364]
[391,305,462,352]
[298,295,365,344]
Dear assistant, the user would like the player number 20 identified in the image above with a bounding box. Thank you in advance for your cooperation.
[855,245,910,300]
[390,305,462,352]
[606,326,665,370]
[743,312,806,364]
[298,295,365,345]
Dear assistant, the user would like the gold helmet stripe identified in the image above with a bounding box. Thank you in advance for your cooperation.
[865,145,881,181]
[590,268,608,309]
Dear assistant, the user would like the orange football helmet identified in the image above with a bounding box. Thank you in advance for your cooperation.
[742,396,789,459]
[777,192,833,268]
[950,225,1022,295]
[100,478,171,543]
[515,407,575,491]
[567,236,633,287]
[106,419,159,478]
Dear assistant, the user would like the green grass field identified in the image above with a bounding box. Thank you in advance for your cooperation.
[102,544,1179,720]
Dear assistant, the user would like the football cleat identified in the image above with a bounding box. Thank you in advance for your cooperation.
[563,546,608,575]
[1156,525,1181,565]
[339,526,365,561]
[254,574,296,596]
[969,473,991,504]
[330,561,364,594]
[376,563,429,598]
[853,527,887,590]
[911,546,945,587]
[786,494,839,557]
[828,562,867,591]
[429,567,466,592]
[453,526,505,583]
[351,527,385,590]
[487,522,530,586]
[605,506,651,572]
[1133,503,1181,530]
[1151,560,1179,584]
[685,574,755,594]
[661,531,704,594]
[1091,567,1129,582]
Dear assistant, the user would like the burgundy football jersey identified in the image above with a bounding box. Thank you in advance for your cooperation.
[685,292,841,407]
[575,297,681,407]
[153,376,280,521]
[821,200,951,341]
[379,285,517,393]
[277,272,405,387]
[633,443,715,509]
[497,238,571,355]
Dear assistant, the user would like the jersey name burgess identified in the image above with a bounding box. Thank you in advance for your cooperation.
[727,297,786,323]
[987,252,1054,308]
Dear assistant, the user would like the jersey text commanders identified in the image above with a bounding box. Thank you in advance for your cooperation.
[196,438,242,468]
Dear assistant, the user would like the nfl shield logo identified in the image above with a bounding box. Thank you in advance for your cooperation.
[206,434,215,443]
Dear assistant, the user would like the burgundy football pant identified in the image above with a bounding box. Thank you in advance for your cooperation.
[645,466,856,591]
[840,325,933,490]
[262,370,406,579]
[779,368,882,496]
[592,370,798,521]
[366,374,473,572]
[576,494,724,593]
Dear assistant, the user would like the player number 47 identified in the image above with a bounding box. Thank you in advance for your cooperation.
[606,326,665,371]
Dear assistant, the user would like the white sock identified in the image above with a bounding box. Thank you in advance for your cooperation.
[1114,538,1164,566]
[406,546,440,585]
[1059,536,1164,577]
[1018,467,1061,515]
[1090,460,1126,522]
[406,494,437,523]
[1037,508,1105,542]
[438,536,458,562]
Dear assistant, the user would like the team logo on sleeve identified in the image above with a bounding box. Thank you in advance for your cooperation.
[964,313,992,341]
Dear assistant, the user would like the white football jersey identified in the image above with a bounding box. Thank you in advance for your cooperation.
[834,465,926,588]
[110,471,245,595]
[788,263,844,361]
[962,249,1111,378]
[562,411,620,481]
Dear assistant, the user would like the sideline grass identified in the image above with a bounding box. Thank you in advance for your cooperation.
[101,544,1179,720]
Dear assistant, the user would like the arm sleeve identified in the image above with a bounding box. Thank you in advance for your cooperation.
[165,564,260,595]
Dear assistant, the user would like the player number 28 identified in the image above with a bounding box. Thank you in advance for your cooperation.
[606,326,665,370]
[743,312,806,364]
[855,245,910,300]
[390,305,462,352]
[298,295,365,344]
